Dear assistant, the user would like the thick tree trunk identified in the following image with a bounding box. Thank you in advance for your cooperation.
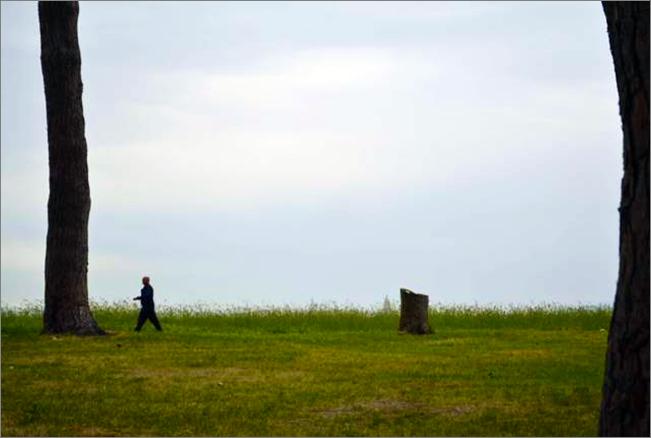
[600,2,649,436]
[399,288,431,334]
[39,1,103,335]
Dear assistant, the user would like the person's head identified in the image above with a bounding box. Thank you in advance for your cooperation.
[142,276,150,285]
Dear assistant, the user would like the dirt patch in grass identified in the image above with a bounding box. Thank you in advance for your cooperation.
[128,366,306,384]
[70,425,116,436]
[318,405,359,417]
[505,349,552,358]
[130,366,252,380]
[318,399,474,418]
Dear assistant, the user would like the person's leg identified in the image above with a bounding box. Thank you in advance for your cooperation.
[149,310,163,331]
[135,308,147,331]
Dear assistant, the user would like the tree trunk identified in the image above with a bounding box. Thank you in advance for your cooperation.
[39,1,103,335]
[399,288,432,334]
[600,2,649,436]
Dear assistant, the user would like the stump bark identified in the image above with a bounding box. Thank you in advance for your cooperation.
[399,288,431,334]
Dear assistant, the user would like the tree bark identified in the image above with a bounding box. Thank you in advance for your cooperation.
[600,2,649,436]
[39,1,104,335]
[399,288,432,334]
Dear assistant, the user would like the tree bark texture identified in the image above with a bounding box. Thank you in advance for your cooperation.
[600,2,649,436]
[39,1,103,335]
[399,288,431,334]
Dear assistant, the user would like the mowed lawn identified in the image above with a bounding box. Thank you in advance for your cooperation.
[1,304,610,436]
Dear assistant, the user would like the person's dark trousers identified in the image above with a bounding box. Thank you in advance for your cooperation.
[135,306,162,331]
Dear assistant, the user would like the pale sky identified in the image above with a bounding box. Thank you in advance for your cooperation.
[1,1,621,309]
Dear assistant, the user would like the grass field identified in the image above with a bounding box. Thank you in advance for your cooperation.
[1,303,611,436]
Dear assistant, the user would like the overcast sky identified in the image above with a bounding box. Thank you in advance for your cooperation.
[1,1,621,309]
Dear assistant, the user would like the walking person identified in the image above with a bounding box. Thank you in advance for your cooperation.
[133,276,162,332]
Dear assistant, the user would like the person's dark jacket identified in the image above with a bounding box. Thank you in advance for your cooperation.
[134,284,155,308]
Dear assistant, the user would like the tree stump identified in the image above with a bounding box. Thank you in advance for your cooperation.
[399,288,431,334]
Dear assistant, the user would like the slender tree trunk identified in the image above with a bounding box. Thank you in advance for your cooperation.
[600,2,649,436]
[39,1,103,335]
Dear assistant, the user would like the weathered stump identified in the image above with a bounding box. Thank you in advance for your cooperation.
[398,288,431,334]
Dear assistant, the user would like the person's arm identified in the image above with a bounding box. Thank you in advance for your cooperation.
[133,295,141,301]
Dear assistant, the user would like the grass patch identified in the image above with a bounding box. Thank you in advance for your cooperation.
[1,303,610,436]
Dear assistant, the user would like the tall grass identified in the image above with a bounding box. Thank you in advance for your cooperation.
[1,301,611,334]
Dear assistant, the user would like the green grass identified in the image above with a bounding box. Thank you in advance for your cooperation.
[1,303,611,436]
